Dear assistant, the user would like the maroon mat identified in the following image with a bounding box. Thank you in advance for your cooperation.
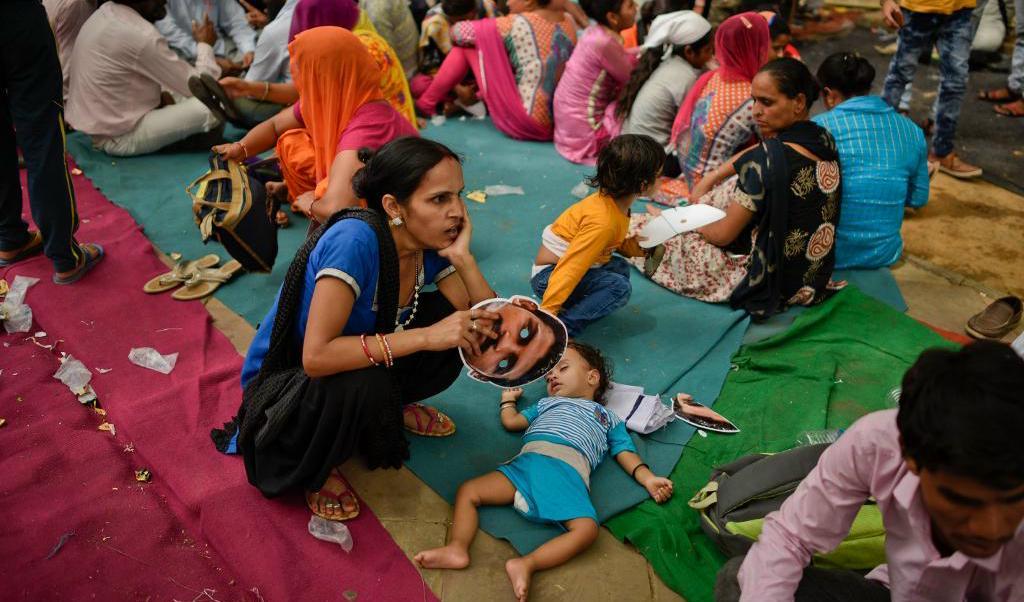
[0,164,435,601]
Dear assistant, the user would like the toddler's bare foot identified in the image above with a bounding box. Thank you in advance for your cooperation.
[505,557,533,602]
[414,545,470,569]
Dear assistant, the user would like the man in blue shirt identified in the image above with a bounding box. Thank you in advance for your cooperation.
[157,0,256,74]
[813,52,929,270]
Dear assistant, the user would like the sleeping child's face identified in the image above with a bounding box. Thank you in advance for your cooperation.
[545,347,600,400]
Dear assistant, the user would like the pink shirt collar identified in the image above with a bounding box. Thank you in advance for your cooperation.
[892,466,1008,573]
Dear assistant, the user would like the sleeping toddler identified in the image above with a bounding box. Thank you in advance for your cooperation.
[414,341,673,601]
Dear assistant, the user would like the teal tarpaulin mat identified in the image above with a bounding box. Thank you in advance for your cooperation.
[67,118,903,554]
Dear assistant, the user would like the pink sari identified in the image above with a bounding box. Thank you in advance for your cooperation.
[473,18,552,141]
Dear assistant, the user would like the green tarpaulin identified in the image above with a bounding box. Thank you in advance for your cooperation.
[606,287,958,602]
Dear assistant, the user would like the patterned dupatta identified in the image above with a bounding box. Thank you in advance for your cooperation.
[729,121,841,319]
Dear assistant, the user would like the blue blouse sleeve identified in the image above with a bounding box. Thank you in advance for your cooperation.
[423,251,455,284]
[310,220,379,299]
[520,403,541,423]
[608,421,637,456]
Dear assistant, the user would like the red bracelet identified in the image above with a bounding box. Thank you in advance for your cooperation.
[359,334,379,366]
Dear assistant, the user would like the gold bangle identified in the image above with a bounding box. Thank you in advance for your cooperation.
[373,334,387,367]
[260,81,270,102]
[236,141,249,160]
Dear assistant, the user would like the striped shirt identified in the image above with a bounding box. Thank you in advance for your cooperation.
[521,396,637,470]
[813,96,929,270]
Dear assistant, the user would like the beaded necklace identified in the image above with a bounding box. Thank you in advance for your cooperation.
[395,252,422,331]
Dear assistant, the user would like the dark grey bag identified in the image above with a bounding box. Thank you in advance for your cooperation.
[687,443,887,569]
[688,443,832,557]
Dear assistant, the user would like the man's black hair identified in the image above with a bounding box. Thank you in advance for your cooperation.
[897,341,1024,489]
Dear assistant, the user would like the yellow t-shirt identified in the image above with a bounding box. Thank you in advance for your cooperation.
[901,0,976,14]
[540,193,644,314]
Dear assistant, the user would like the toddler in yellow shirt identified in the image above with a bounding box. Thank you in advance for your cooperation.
[531,134,665,336]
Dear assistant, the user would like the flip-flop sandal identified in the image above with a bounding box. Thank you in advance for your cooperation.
[994,100,1024,117]
[403,402,456,437]
[0,231,43,267]
[188,75,230,124]
[978,88,1019,102]
[171,259,243,301]
[143,253,220,294]
[52,243,104,285]
[306,467,360,522]
[200,73,245,126]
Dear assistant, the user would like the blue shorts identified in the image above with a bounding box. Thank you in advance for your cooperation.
[497,452,597,525]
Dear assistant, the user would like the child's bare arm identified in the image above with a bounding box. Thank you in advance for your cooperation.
[616,451,674,504]
[499,387,529,432]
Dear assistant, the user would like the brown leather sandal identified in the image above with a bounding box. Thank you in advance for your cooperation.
[143,253,220,294]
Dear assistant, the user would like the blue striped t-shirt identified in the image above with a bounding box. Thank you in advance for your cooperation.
[813,95,929,270]
[520,396,637,470]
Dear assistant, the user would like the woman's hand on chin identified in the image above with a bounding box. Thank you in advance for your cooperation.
[438,213,474,263]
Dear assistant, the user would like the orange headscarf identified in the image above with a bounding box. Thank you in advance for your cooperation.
[288,26,384,183]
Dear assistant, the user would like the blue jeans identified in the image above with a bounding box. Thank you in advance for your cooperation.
[531,256,632,337]
[882,8,973,158]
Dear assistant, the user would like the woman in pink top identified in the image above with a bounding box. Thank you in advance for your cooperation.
[552,0,639,165]
[414,0,577,141]
[213,27,417,228]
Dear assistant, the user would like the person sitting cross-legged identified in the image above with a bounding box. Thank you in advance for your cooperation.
[65,0,224,157]
[716,340,1024,602]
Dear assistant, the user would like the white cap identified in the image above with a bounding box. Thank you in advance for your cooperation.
[641,10,713,51]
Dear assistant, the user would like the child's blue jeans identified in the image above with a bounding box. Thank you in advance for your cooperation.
[531,256,632,337]
[881,7,973,158]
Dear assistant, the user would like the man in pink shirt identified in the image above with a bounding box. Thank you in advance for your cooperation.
[65,0,224,156]
[43,0,97,103]
[716,341,1024,602]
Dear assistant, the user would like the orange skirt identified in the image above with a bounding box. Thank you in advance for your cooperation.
[275,129,317,203]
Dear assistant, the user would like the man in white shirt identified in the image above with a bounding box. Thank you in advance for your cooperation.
[66,0,224,156]
[156,0,256,74]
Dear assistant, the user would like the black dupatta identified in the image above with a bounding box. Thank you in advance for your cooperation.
[729,121,840,319]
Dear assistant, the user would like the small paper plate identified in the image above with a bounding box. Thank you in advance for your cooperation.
[639,204,728,248]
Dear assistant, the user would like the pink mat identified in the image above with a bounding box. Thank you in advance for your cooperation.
[0,164,436,601]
